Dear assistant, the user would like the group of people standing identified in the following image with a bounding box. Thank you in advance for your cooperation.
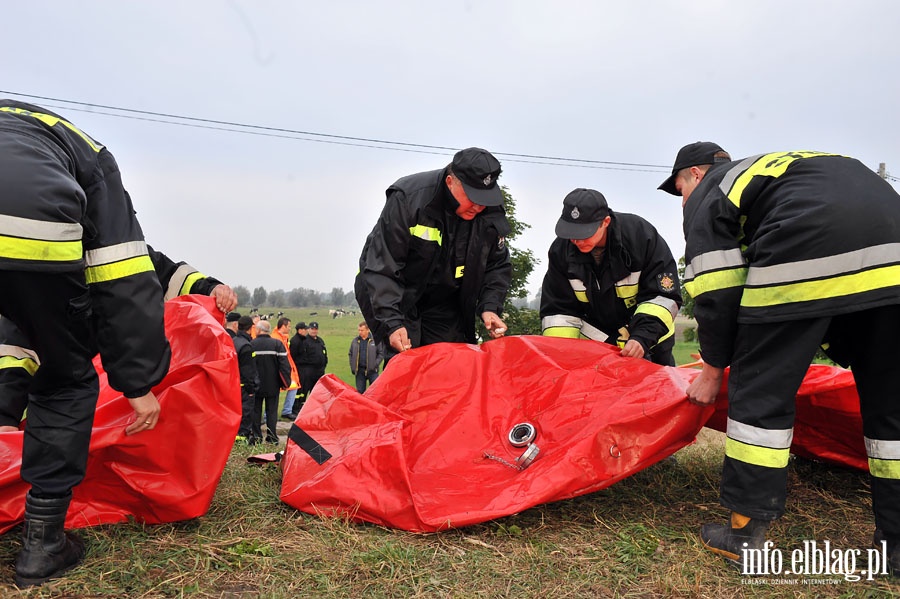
[224,315,328,444]
[354,145,900,576]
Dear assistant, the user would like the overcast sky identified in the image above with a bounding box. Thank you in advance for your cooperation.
[4,1,899,299]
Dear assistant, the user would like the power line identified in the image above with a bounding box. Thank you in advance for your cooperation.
[0,90,670,173]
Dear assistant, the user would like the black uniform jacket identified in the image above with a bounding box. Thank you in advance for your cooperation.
[540,211,682,363]
[355,167,512,345]
[231,330,259,395]
[250,334,291,396]
[0,100,169,397]
[683,151,900,368]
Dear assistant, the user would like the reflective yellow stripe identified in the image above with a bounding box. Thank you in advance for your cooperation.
[725,437,790,468]
[741,264,900,307]
[85,255,154,284]
[869,458,900,479]
[0,355,39,376]
[180,271,206,296]
[574,290,588,303]
[0,106,103,152]
[683,267,748,298]
[726,151,840,208]
[0,235,82,262]
[455,265,465,279]
[615,284,638,299]
[409,225,442,246]
[543,326,581,339]
[634,302,675,342]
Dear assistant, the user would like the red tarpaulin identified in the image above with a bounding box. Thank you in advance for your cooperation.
[0,295,241,533]
[281,337,868,532]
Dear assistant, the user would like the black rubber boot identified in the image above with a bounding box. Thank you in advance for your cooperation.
[700,512,769,570]
[14,492,85,588]
[874,529,900,577]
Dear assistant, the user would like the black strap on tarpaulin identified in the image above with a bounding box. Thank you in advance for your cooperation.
[288,424,332,465]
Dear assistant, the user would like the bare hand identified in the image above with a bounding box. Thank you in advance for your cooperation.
[125,391,161,436]
[620,339,645,359]
[686,364,724,406]
[0,425,19,433]
[211,284,238,313]
[481,311,507,339]
[389,327,412,353]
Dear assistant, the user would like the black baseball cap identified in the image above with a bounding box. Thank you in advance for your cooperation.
[225,312,242,323]
[555,189,611,240]
[658,142,729,196]
[309,321,319,329]
[295,322,308,330]
[451,147,503,207]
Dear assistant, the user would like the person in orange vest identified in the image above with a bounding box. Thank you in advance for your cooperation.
[271,317,300,420]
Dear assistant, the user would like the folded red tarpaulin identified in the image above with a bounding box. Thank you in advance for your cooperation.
[0,295,241,533]
[280,337,868,532]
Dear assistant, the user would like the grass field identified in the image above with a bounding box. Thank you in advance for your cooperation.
[0,309,896,597]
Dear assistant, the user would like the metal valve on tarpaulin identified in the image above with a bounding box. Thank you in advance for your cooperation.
[483,422,541,470]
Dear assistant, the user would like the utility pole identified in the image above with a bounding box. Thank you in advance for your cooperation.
[878,163,887,179]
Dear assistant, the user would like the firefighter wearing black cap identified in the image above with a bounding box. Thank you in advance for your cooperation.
[0,99,171,586]
[355,147,513,361]
[540,188,682,365]
[661,141,900,575]
[0,247,236,431]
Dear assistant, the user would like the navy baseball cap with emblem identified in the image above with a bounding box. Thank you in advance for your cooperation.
[658,141,729,196]
[309,321,319,329]
[451,147,504,207]
[555,188,611,240]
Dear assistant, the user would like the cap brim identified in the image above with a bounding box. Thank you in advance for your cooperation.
[555,218,601,240]
[461,182,504,207]
[658,173,680,196]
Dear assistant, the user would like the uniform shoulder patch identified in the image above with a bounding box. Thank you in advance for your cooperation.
[657,272,675,292]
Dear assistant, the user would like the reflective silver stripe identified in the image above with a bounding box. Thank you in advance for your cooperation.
[685,248,746,280]
[0,344,39,364]
[253,350,287,356]
[718,154,765,196]
[616,271,641,286]
[568,278,587,292]
[0,214,82,241]
[579,321,609,342]
[541,315,609,342]
[726,417,793,449]
[646,296,680,320]
[85,240,148,266]
[865,437,900,460]
[745,243,900,287]
[165,264,197,301]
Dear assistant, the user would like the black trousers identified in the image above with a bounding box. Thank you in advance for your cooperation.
[237,389,255,438]
[722,304,900,537]
[253,389,279,444]
[0,270,98,497]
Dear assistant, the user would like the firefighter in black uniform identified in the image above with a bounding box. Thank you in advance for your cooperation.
[250,319,290,444]
[540,188,682,365]
[661,141,900,575]
[0,247,237,430]
[355,147,512,361]
[232,316,259,441]
[0,99,171,586]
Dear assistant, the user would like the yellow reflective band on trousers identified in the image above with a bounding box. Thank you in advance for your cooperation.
[725,437,790,468]
[85,255,154,284]
[0,107,104,153]
[543,326,581,339]
[741,264,900,307]
[180,271,206,296]
[683,267,748,298]
[634,302,675,342]
[409,225,442,246]
[725,151,841,208]
[0,235,82,263]
[0,355,39,376]
[869,458,900,479]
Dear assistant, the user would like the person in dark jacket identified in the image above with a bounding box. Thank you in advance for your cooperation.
[285,322,308,418]
[348,322,384,393]
[540,188,682,366]
[224,312,241,339]
[0,246,238,431]
[231,316,259,442]
[354,147,512,362]
[297,322,327,400]
[0,99,171,586]
[250,320,290,444]
[661,141,900,575]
